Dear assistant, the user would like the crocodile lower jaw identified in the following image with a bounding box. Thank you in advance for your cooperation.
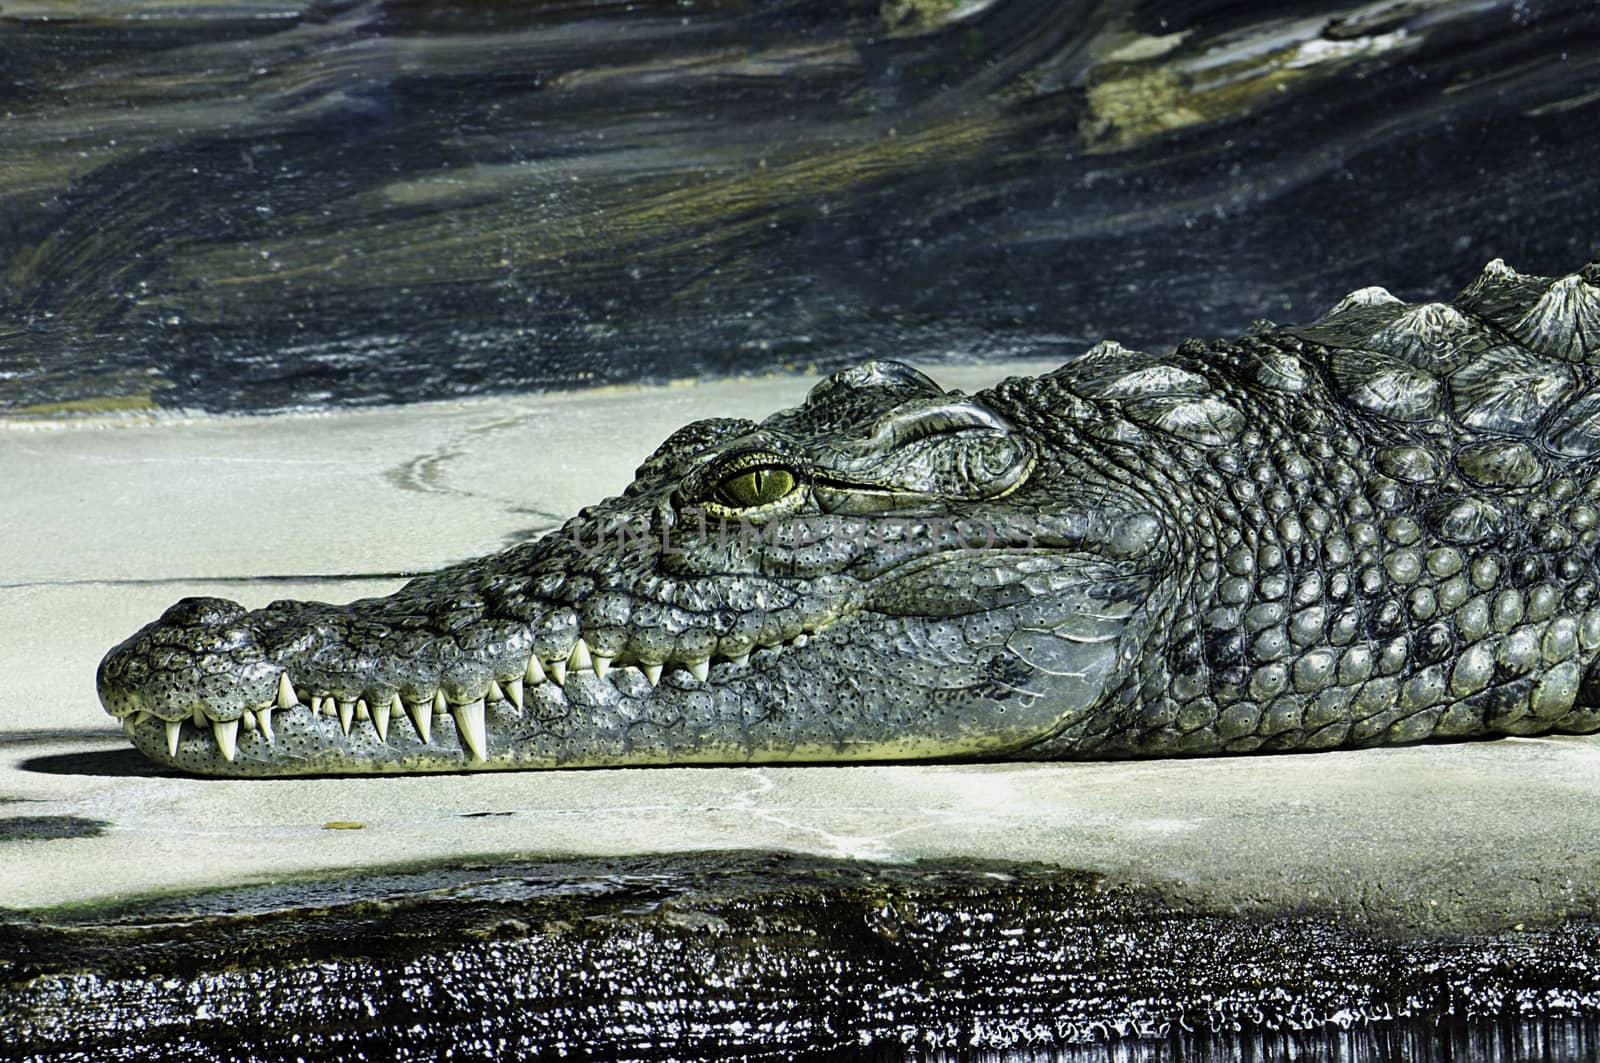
[119,627,823,767]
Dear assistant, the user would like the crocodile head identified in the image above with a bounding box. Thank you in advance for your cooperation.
[98,361,1169,774]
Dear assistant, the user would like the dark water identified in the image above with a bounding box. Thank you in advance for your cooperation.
[7,854,1600,1061]
[2,0,1598,415]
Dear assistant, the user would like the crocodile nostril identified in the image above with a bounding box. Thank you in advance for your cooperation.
[158,596,248,627]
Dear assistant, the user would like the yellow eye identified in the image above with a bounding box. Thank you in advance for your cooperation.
[711,466,798,509]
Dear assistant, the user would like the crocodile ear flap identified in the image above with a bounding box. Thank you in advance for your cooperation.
[805,360,948,406]
[825,395,1035,501]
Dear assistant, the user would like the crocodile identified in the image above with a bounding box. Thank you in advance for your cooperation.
[99,255,1600,776]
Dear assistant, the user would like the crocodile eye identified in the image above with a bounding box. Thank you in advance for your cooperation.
[711,466,797,509]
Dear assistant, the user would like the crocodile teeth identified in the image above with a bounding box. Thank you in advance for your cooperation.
[505,677,524,712]
[406,698,432,744]
[242,709,257,731]
[433,690,448,715]
[191,704,207,727]
[213,718,239,762]
[688,659,709,682]
[277,673,296,709]
[372,696,391,742]
[356,698,370,722]
[452,698,488,763]
[569,640,593,673]
[792,634,809,648]
[526,656,546,685]
[258,706,275,744]
[643,663,663,686]
[311,696,325,716]
[338,699,355,736]
[593,654,611,680]
[166,719,182,757]
[549,658,568,685]
[729,652,750,668]
[487,679,505,703]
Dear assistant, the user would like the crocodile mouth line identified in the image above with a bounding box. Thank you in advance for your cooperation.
[114,625,829,765]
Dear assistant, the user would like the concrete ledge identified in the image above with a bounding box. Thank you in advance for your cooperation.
[5,362,1600,936]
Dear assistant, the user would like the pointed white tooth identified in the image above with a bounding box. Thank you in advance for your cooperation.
[373,696,391,742]
[433,690,448,715]
[487,679,504,703]
[452,699,488,763]
[407,698,433,744]
[135,710,152,726]
[688,659,709,682]
[277,673,296,709]
[243,709,258,732]
[593,654,611,680]
[550,658,568,685]
[730,653,750,668]
[569,640,593,672]
[311,696,325,716]
[356,698,370,722]
[123,718,137,738]
[526,656,547,684]
[792,634,809,648]
[505,677,524,711]
[166,719,182,758]
[258,706,275,744]
[213,718,239,762]
[338,699,355,736]
[643,663,663,686]
[191,705,207,727]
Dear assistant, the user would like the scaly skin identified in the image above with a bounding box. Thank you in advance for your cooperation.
[99,255,1600,775]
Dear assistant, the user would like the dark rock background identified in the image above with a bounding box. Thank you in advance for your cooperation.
[2,0,1597,415]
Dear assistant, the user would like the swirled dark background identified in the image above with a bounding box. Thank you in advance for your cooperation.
[2,0,1598,415]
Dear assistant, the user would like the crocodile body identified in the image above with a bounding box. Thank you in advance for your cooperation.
[99,256,1600,775]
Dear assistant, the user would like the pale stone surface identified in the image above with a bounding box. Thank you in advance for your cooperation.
[5,362,1600,934]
